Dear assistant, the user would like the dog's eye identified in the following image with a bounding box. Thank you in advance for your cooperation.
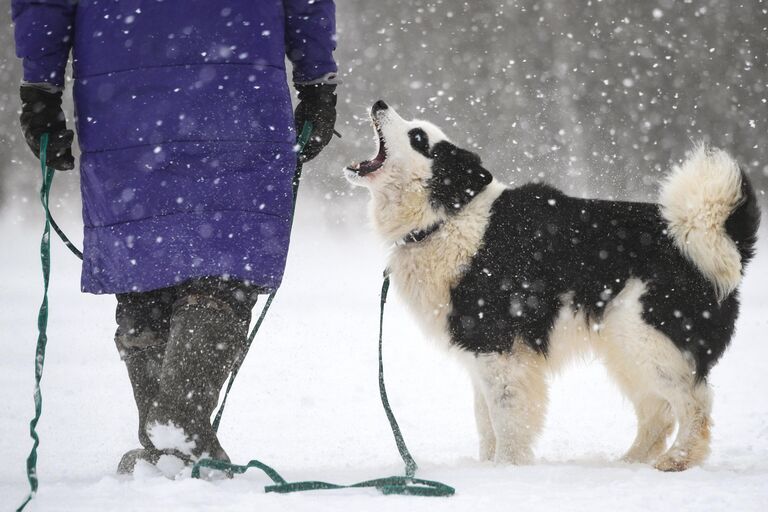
[408,128,430,157]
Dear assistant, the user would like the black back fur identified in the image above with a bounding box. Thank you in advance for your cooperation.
[448,183,744,380]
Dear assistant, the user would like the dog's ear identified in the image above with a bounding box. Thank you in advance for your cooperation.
[428,141,493,213]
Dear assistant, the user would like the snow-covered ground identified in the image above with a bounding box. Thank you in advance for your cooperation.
[1,199,767,512]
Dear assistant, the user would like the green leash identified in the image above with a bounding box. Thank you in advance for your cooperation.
[32,137,83,260]
[17,134,60,511]
[193,272,454,496]
[211,122,312,433]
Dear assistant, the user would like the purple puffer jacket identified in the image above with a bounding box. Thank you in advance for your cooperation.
[13,0,337,294]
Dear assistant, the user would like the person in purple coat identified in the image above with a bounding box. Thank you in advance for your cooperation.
[13,0,338,474]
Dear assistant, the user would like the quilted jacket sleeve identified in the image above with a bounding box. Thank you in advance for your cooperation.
[12,0,77,87]
[284,0,338,83]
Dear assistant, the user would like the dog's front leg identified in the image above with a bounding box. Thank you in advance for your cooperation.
[470,345,548,465]
[472,381,496,461]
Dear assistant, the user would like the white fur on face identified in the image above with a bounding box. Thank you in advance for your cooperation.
[345,105,453,242]
[345,103,507,349]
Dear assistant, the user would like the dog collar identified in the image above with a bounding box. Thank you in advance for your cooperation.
[395,221,445,247]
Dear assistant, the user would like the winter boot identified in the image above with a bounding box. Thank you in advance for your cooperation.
[144,285,253,466]
[115,342,168,474]
[114,289,173,474]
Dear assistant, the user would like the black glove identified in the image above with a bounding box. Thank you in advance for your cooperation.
[20,85,75,171]
[293,83,337,163]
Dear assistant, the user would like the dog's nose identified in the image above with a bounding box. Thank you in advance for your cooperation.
[372,100,388,115]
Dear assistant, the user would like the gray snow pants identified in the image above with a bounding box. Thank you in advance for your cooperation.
[113,277,259,454]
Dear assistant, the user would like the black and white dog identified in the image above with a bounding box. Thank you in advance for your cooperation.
[346,100,759,471]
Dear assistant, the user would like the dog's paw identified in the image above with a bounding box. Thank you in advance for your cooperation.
[621,451,650,465]
[653,449,691,472]
[622,439,667,464]
[478,441,496,462]
[493,446,533,465]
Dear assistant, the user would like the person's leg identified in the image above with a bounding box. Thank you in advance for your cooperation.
[145,277,258,464]
[114,287,175,473]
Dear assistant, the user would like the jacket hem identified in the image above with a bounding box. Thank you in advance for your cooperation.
[81,210,291,295]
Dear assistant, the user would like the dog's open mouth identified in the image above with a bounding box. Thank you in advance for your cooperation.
[347,123,387,176]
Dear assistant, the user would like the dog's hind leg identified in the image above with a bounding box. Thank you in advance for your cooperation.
[597,278,710,469]
[469,343,548,465]
[472,381,496,461]
[622,396,675,463]
[598,347,675,464]
[601,322,712,470]
[654,381,712,472]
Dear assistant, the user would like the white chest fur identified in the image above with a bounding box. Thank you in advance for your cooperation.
[386,181,507,347]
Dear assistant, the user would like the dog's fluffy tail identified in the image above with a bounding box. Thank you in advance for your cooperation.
[660,144,760,301]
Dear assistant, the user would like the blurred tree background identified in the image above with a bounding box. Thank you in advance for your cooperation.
[1,0,766,220]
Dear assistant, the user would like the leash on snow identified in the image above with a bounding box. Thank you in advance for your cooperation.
[18,127,453,511]
[194,269,453,496]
